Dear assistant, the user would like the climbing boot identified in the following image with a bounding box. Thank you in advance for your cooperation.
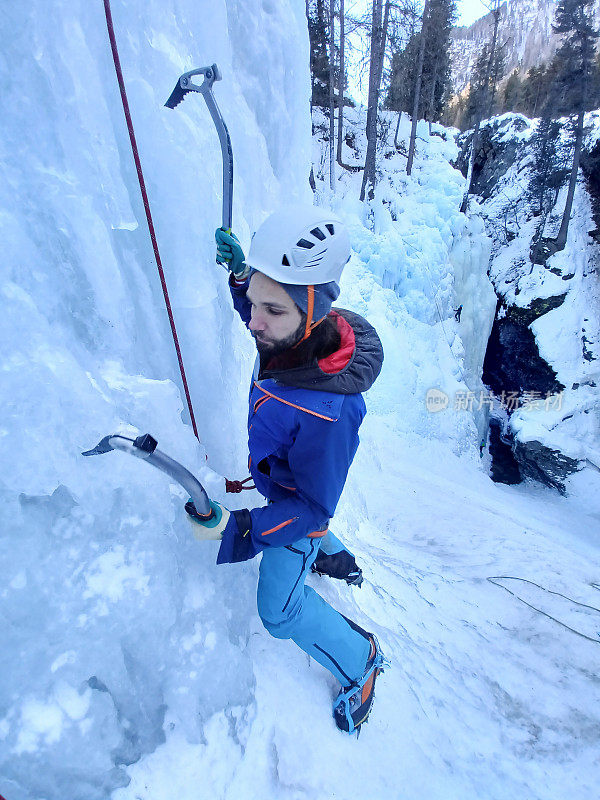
[333,634,389,735]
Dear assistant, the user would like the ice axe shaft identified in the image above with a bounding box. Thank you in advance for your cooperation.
[82,433,212,518]
[165,64,233,235]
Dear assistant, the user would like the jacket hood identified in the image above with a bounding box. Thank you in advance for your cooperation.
[258,308,384,395]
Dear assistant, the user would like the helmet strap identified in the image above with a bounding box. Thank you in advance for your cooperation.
[291,285,327,348]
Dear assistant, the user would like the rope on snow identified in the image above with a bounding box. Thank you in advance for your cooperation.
[487,575,600,645]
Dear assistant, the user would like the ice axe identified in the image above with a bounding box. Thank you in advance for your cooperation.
[165,64,233,261]
[82,433,213,519]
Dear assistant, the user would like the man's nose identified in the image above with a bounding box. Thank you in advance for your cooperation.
[249,308,266,332]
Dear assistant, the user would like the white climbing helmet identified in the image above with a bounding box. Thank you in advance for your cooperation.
[246,205,351,285]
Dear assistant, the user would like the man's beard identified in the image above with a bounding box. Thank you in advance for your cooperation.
[253,318,306,358]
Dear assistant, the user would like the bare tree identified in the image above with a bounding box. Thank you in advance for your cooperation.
[360,0,392,201]
[406,0,430,175]
[329,0,336,190]
[459,0,501,213]
[336,0,345,166]
[552,0,598,252]
[384,1,432,150]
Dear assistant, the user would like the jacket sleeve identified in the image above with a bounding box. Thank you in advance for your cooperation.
[217,395,366,564]
[228,272,252,326]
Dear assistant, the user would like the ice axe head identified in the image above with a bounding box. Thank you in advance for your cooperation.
[164,61,233,231]
[165,64,222,109]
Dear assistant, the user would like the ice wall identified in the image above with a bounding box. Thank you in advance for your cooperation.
[0,1,311,797]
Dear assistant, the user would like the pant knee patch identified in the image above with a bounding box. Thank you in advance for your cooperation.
[258,612,297,640]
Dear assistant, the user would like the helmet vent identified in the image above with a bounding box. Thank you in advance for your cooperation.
[297,238,314,249]
[282,254,290,266]
[305,249,326,268]
[325,224,335,235]
[310,227,326,241]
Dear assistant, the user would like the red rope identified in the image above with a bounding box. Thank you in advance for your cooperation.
[103,0,200,441]
[225,476,256,493]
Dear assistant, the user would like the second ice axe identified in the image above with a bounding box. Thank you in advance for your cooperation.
[165,64,233,240]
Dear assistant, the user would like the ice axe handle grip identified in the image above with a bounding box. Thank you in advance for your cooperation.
[215,227,233,272]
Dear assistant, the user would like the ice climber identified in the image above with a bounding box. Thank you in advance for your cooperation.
[185,206,387,734]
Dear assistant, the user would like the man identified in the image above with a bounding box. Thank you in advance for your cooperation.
[186,206,386,734]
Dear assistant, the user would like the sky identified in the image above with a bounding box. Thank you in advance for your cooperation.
[345,0,492,103]
[457,0,492,27]
[345,1,491,31]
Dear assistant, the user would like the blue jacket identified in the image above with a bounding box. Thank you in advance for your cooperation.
[217,274,384,564]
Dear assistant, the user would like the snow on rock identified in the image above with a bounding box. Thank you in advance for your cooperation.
[467,113,600,480]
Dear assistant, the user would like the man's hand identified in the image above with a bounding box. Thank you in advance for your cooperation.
[215,228,250,280]
[185,498,231,541]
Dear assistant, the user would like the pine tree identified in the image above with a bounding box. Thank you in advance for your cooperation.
[521,65,548,117]
[329,0,336,190]
[464,36,505,126]
[386,34,420,114]
[406,0,430,174]
[336,0,346,166]
[308,0,334,108]
[422,0,457,124]
[486,39,507,116]
[551,0,598,253]
[529,113,568,218]
[587,49,600,110]
[502,69,524,113]
[464,44,493,128]
[529,89,571,264]
[386,0,456,124]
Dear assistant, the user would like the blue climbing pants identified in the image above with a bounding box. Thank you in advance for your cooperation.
[257,535,371,686]
[318,529,355,558]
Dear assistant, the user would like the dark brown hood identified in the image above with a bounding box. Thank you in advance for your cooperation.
[258,308,384,395]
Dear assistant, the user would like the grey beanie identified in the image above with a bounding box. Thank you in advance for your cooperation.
[249,267,340,323]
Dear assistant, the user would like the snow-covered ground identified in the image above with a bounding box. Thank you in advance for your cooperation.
[1,3,600,799]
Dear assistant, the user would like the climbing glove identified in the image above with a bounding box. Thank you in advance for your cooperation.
[215,228,250,281]
[185,498,231,541]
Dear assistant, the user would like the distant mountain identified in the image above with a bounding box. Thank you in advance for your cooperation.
[450,0,600,94]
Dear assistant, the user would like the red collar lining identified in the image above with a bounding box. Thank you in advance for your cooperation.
[263,310,355,374]
[318,311,355,374]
